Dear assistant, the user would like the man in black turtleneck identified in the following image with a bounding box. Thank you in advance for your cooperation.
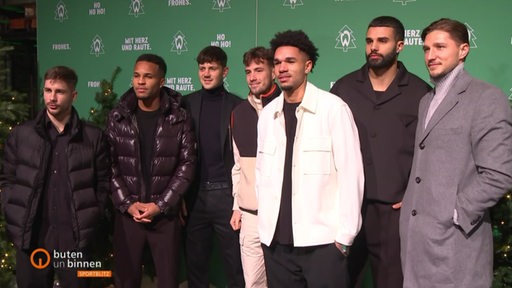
[182,46,244,288]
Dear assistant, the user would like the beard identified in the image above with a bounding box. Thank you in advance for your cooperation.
[366,51,397,70]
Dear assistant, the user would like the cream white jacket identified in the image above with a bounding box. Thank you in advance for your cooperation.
[256,82,364,247]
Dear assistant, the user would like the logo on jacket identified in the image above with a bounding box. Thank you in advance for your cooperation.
[171,31,188,55]
[283,0,304,9]
[129,0,145,17]
[213,0,231,12]
[465,23,478,48]
[335,25,357,52]
[54,1,69,22]
[394,0,416,5]
[90,35,105,57]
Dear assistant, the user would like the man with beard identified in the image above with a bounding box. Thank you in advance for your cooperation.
[1,66,110,288]
[330,16,431,288]
[229,46,281,287]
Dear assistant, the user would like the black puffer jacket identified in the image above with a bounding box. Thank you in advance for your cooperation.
[106,87,196,214]
[0,108,111,250]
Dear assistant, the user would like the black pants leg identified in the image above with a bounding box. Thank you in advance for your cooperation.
[186,188,244,288]
[113,213,146,288]
[263,243,349,288]
[147,216,181,288]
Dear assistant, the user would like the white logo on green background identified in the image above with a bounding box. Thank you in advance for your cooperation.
[335,25,357,52]
[129,0,145,17]
[171,31,188,55]
[54,1,69,22]
[90,35,105,57]
[213,0,231,12]
[394,0,415,5]
[283,0,304,9]
[465,23,478,48]
[169,0,191,6]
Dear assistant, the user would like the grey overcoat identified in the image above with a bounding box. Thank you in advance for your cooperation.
[400,69,512,288]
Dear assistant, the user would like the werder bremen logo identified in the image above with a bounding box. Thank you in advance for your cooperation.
[90,35,105,57]
[465,23,478,48]
[54,1,69,22]
[283,0,304,9]
[171,31,188,55]
[335,25,357,52]
[129,0,145,17]
[213,0,231,12]
[394,0,416,5]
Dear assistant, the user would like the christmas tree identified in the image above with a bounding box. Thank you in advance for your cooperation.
[89,66,121,129]
[491,96,512,287]
[0,40,30,287]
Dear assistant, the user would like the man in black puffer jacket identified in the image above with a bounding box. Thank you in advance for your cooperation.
[106,54,196,288]
[0,66,111,288]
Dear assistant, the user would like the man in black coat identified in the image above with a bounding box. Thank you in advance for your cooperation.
[330,16,431,288]
[0,66,110,288]
[182,46,244,288]
[107,54,196,288]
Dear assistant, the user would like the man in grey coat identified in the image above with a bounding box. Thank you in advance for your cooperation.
[399,18,512,287]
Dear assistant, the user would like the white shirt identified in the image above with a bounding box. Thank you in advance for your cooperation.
[256,82,364,247]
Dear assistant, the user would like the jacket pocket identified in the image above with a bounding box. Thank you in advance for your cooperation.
[302,137,331,175]
[258,140,276,177]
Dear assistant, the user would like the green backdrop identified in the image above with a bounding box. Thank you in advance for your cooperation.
[38,0,512,115]
[37,0,512,286]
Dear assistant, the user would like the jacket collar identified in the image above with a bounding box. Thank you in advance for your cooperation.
[35,107,82,139]
[117,86,183,119]
[355,61,412,104]
[272,81,319,118]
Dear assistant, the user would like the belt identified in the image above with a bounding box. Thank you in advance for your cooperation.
[200,181,230,191]
[239,207,258,216]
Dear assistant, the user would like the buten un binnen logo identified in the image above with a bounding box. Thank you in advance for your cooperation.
[129,0,145,17]
[213,0,231,12]
[171,31,188,55]
[283,0,304,9]
[54,0,69,22]
[335,25,357,52]
[90,35,105,57]
[31,248,51,269]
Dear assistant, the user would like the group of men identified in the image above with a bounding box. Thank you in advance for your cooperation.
[1,15,511,288]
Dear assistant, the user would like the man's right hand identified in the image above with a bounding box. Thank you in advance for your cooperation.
[230,210,242,230]
[127,202,151,223]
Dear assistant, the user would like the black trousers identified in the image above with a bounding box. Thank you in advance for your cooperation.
[15,247,89,288]
[348,200,403,288]
[185,187,244,288]
[262,243,349,288]
[113,212,181,288]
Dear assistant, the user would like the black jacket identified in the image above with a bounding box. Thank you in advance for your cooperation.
[182,85,242,206]
[330,61,432,203]
[107,86,196,214]
[0,108,110,250]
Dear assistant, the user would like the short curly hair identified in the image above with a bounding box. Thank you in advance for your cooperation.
[269,30,319,71]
